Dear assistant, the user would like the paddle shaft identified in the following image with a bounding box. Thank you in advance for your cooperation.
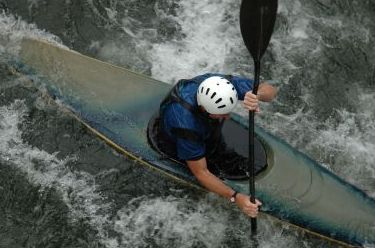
[248,3,264,233]
[240,0,278,236]
[249,59,260,233]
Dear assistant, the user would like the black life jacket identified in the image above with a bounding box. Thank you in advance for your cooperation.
[159,75,234,156]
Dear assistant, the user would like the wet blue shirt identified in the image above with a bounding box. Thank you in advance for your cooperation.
[162,73,254,161]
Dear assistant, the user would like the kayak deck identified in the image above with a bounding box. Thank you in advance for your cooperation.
[18,38,375,246]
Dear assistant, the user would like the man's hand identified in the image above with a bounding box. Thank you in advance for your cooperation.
[243,82,277,113]
[243,92,260,113]
[235,193,262,217]
[186,159,262,218]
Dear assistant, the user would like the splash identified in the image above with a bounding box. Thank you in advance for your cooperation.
[0,12,63,58]
[308,107,375,196]
[0,100,118,247]
[114,195,228,248]
[149,0,243,82]
[88,0,245,81]
[256,88,375,196]
[257,0,375,196]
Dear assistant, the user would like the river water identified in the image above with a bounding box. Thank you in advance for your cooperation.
[0,0,374,247]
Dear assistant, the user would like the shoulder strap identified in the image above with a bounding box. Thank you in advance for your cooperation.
[160,79,200,114]
[223,74,233,82]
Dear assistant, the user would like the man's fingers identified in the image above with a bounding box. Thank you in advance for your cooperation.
[243,103,259,110]
[237,195,262,217]
[243,204,260,212]
[245,209,259,218]
[242,100,260,112]
[244,98,258,104]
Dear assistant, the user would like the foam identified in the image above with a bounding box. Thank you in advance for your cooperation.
[0,100,118,247]
[114,195,228,247]
[0,12,64,59]
[149,0,243,82]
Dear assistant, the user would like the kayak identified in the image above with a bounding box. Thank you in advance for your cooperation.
[17,38,375,247]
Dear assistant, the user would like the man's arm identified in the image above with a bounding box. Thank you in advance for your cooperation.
[257,82,277,102]
[187,158,261,217]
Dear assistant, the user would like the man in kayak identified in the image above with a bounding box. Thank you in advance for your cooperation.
[149,73,277,218]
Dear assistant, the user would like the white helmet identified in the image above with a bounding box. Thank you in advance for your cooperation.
[197,76,238,115]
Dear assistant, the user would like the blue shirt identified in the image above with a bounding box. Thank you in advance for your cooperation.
[162,73,254,161]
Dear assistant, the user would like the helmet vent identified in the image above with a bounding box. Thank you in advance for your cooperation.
[211,92,217,99]
[206,88,210,95]
[201,87,204,93]
[218,105,226,109]
[230,97,234,104]
[215,98,222,104]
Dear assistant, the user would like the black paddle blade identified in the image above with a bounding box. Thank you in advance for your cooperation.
[240,0,278,62]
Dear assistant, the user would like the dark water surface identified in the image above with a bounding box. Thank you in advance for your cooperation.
[0,0,374,247]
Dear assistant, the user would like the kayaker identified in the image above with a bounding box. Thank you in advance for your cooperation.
[149,73,277,217]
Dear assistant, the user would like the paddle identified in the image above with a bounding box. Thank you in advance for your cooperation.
[239,0,278,234]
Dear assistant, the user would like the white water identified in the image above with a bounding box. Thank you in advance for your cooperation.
[1,0,374,246]
[149,0,243,82]
[0,100,118,247]
[114,195,228,248]
[0,12,63,58]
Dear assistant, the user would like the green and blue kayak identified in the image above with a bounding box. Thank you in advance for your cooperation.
[18,38,375,247]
